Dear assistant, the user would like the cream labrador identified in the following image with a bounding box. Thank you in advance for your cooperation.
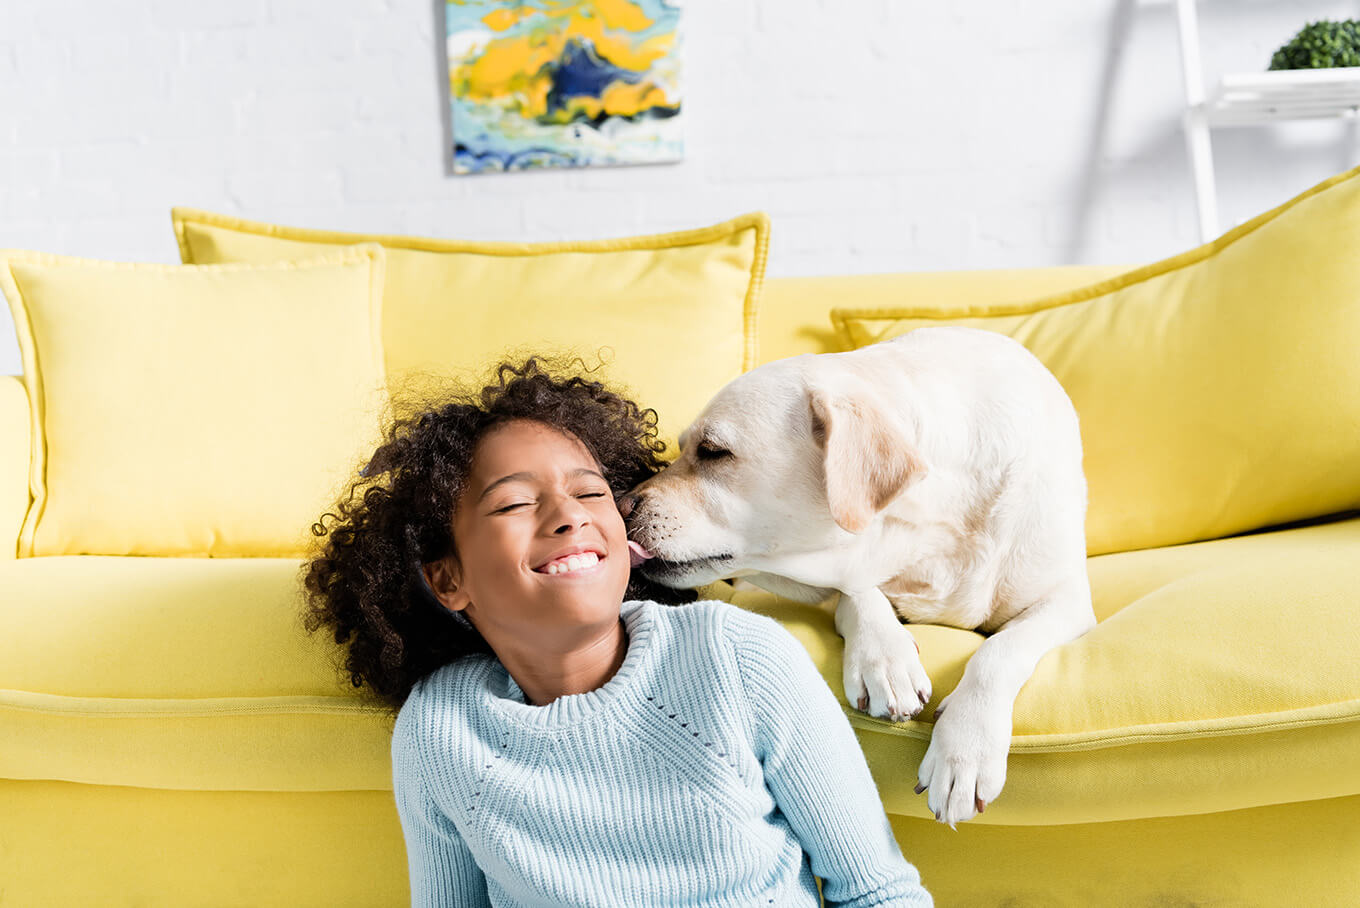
[620,325,1097,827]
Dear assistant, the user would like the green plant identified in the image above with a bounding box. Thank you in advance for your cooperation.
[1269,20,1360,70]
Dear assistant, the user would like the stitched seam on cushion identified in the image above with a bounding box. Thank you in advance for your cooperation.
[741,213,770,372]
[1,255,48,559]
[0,375,31,560]
[7,249,375,273]
[173,209,768,371]
[829,163,1360,326]
[362,246,387,385]
[173,207,771,256]
[831,310,861,353]
[843,696,1360,753]
[825,267,1134,350]
[171,208,194,262]
[0,690,389,718]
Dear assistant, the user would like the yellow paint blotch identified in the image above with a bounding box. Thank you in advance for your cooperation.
[600,79,671,116]
[452,1,675,121]
[588,0,654,32]
[480,7,533,31]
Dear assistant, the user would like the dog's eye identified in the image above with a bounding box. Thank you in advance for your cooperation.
[696,441,733,461]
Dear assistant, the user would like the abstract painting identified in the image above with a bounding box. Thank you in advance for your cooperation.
[446,0,682,174]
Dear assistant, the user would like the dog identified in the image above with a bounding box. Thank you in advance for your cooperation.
[619,325,1098,827]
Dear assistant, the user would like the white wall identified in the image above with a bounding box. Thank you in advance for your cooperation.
[3,0,1359,376]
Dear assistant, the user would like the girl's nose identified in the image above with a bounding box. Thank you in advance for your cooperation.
[549,494,591,534]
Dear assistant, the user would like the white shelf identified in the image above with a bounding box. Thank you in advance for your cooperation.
[1173,0,1360,241]
[1204,67,1360,127]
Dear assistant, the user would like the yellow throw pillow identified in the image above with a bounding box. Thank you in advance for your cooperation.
[831,163,1360,557]
[1,245,388,558]
[171,208,770,453]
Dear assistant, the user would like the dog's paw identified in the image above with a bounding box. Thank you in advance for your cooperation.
[914,699,1009,828]
[842,627,932,722]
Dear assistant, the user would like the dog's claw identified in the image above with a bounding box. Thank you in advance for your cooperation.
[976,796,987,815]
[914,781,926,794]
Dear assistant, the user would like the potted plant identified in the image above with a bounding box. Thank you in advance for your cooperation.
[1270,20,1360,70]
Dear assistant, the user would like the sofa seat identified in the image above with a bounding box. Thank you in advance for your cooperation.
[0,555,391,791]
[715,511,1360,825]
[4,515,1359,826]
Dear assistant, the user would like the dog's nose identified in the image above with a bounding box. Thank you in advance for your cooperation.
[618,492,643,519]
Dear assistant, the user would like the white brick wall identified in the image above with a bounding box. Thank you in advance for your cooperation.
[2,0,1358,374]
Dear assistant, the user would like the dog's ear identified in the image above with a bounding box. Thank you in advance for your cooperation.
[808,385,925,534]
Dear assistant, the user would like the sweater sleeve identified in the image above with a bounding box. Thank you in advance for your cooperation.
[391,691,492,908]
[724,607,934,908]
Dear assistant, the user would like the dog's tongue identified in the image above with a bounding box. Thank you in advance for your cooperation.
[627,540,654,568]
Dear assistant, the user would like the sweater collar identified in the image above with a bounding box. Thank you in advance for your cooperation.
[488,599,657,728]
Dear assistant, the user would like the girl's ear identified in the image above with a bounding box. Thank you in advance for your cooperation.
[422,556,471,614]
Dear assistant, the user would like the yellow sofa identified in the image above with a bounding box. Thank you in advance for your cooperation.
[4,203,1360,904]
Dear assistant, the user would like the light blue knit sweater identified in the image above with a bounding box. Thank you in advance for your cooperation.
[390,598,934,907]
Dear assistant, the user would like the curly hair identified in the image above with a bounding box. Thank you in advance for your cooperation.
[299,354,697,722]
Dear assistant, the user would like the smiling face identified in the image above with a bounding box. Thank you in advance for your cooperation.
[424,419,632,654]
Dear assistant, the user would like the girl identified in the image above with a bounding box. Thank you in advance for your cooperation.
[301,356,934,907]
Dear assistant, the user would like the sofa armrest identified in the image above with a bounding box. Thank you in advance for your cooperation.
[1,375,31,559]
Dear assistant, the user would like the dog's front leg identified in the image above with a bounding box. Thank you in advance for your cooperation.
[836,587,932,723]
[916,578,1097,828]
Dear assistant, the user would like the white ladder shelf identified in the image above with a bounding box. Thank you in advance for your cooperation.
[1174,0,1360,241]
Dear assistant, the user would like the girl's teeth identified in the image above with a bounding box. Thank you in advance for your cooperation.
[546,552,599,575]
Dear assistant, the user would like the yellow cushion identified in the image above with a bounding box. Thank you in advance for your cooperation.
[172,208,770,452]
[721,514,1360,825]
[758,265,1135,363]
[0,376,28,560]
[4,516,1357,825]
[0,247,388,558]
[830,163,1360,556]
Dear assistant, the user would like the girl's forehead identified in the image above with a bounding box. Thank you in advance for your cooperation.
[468,420,602,479]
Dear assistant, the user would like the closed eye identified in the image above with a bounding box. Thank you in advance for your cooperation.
[696,442,734,461]
[494,492,607,514]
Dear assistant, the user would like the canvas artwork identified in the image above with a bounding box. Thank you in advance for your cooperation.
[446,0,682,174]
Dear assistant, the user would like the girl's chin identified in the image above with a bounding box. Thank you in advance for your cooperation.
[519,563,630,608]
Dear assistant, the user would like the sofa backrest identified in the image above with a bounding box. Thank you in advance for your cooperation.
[0,263,1138,560]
